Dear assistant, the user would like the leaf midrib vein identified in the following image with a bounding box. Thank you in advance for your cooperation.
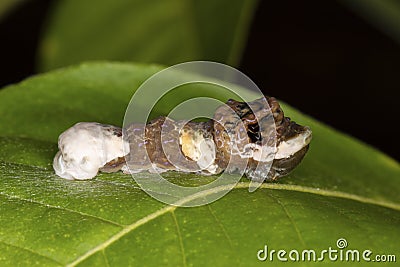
[226,0,258,66]
[66,182,400,266]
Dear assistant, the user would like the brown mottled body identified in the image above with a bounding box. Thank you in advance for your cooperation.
[101,96,311,181]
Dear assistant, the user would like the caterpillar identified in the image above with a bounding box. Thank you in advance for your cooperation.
[53,96,312,182]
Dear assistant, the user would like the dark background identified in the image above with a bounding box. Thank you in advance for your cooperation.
[0,0,399,161]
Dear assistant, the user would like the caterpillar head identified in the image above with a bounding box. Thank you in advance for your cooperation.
[213,96,312,181]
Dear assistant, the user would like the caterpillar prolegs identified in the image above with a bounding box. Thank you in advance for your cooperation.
[53,96,312,181]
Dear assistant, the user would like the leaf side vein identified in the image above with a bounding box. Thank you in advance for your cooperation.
[0,239,64,266]
[268,193,306,246]
[207,205,235,250]
[0,192,123,227]
[172,210,187,267]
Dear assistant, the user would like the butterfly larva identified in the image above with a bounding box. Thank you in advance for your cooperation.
[53,96,312,181]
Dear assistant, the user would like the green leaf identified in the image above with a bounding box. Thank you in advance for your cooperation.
[0,62,399,266]
[338,0,400,44]
[38,0,258,71]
